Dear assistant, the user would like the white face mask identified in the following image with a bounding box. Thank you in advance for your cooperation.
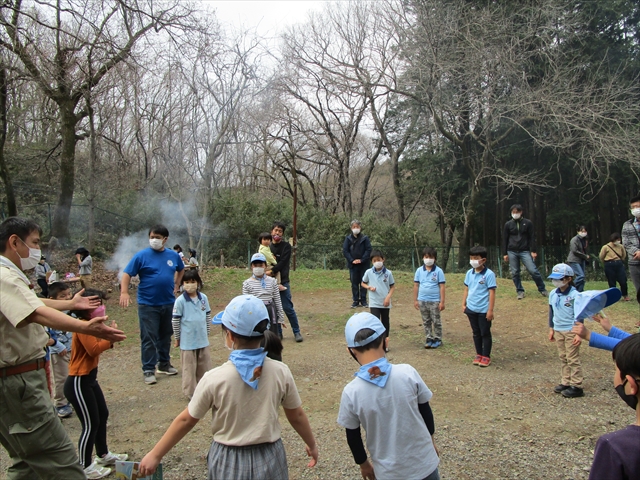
[470,260,482,269]
[224,331,234,351]
[424,258,435,266]
[631,207,640,218]
[149,238,164,250]
[352,228,361,235]
[511,213,521,220]
[183,283,198,294]
[373,261,384,270]
[18,238,41,271]
[552,279,567,288]
[252,267,265,277]
[578,232,587,238]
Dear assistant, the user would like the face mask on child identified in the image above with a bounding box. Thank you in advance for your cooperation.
[17,238,41,270]
[253,267,265,277]
[149,239,164,250]
[423,258,435,266]
[615,379,638,410]
[373,261,384,270]
[183,283,198,294]
[469,260,482,269]
[551,279,567,288]
[88,305,106,319]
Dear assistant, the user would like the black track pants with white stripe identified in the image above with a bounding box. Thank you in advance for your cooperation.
[64,368,109,468]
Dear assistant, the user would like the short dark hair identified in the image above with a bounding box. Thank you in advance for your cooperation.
[629,194,640,205]
[610,232,621,242]
[48,282,71,299]
[222,320,284,358]
[370,250,384,260]
[510,204,523,212]
[612,334,640,379]
[70,288,109,320]
[149,224,169,237]
[189,249,197,258]
[423,247,437,259]
[0,217,42,254]
[173,244,182,252]
[469,246,488,259]
[271,221,286,232]
[182,268,203,288]
[258,232,272,242]
[577,225,587,232]
[351,328,385,353]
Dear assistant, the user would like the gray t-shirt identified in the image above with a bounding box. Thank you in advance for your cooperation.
[79,255,92,275]
[337,363,439,480]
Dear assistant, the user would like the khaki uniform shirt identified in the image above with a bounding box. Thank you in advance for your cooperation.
[0,264,48,368]
[188,357,302,446]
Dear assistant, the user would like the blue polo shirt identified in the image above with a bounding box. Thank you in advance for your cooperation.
[464,267,497,313]
[173,292,211,350]
[362,267,395,308]
[548,286,578,331]
[414,265,446,302]
[124,247,184,305]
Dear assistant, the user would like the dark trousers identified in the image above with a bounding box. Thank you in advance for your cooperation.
[370,307,390,339]
[349,265,368,304]
[37,278,49,297]
[64,368,109,468]
[279,282,301,334]
[138,303,174,372]
[465,308,492,357]
[604,260,628,297]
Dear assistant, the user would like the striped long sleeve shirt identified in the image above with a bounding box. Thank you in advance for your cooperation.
[242,276,285,323]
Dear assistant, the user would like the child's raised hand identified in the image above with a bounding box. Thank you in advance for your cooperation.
[571,322,590,341]
[593,313,613,332]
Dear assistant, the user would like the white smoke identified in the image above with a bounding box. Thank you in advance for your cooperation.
[106,230,149,280]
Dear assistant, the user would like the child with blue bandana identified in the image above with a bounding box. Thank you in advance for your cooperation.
[139,295,318,479]
[337,312,440,480]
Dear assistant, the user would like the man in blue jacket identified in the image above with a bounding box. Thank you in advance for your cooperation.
[343,220,372,308]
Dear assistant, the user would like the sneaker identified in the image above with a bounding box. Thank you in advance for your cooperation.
[84,463,111,479]
[472,354,483,365]
[516,291,525,300]
[56,404,73,418]
[554,384,571,394]
[351,301,359,309]
[540,290,549,297]
[561,386,584,398]
[144,372,157,385]
[425,340,433,349]
[360,303,368,308]
[95,452,128,466]
[157,363,178,375]
[294,332,304,343]
[479,356,491,367]
[431,340,442,349]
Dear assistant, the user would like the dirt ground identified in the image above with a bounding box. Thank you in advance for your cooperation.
[2,268,639,479]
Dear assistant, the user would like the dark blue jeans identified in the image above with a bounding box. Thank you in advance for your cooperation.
[569,261,586,292]
[604,260,628,297]
[349,264,368,304]
[507,251,547,293]
[138,304,174,373]
[279,282,301,334]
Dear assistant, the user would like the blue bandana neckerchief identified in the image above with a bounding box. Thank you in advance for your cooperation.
[373,266,387,275]
[229,348,268,390]
[354,357,391,388]
[253,274,267,289]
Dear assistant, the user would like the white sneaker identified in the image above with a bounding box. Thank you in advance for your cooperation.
[95,451,128,466]
[84,462,111,479]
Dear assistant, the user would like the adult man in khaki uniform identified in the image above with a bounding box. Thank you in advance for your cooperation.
[0,217,126,479]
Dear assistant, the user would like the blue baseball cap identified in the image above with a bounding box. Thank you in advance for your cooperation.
[548,263,575,279]
[345,312,387,348]
[212,311,223,325]
[220,295,269,337]
[251,253,267,264]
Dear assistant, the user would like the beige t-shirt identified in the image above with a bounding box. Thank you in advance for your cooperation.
[188,357,302,446]
[0,264,48,368]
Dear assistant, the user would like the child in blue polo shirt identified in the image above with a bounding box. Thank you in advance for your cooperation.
[414,247,446,349]
[547,263,584,398]
[172,269,212,399]
[361,250,395,349]
[462,246,497,367]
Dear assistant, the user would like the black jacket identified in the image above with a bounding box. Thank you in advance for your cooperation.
[342,234,372,269]
[270,241,292,284]
[502,217,537,254]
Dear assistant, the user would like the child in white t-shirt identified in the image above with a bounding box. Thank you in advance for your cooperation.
[338,312,440,480]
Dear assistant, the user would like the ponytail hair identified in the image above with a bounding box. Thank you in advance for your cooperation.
[222,319,284,358]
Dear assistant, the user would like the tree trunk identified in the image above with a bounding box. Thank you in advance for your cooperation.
[458,183,481,267]
[51,104,78,241]
[86,96,97,251]
[0,67,17,217]
[441,222,455,271]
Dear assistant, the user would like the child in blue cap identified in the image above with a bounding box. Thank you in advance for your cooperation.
[337,312,440,480]
[139,294,318,479]
[548,263,584,398]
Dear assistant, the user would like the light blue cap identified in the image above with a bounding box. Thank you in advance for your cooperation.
[212,311,223,325]
[251,253,267,263]
[548,263,574,279]
[345,312,387,348]
[574,288,622,320]
[220,295,269,336]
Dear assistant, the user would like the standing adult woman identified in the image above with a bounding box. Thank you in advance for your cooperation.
[599,233,631,301]
[567,225,590,292]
